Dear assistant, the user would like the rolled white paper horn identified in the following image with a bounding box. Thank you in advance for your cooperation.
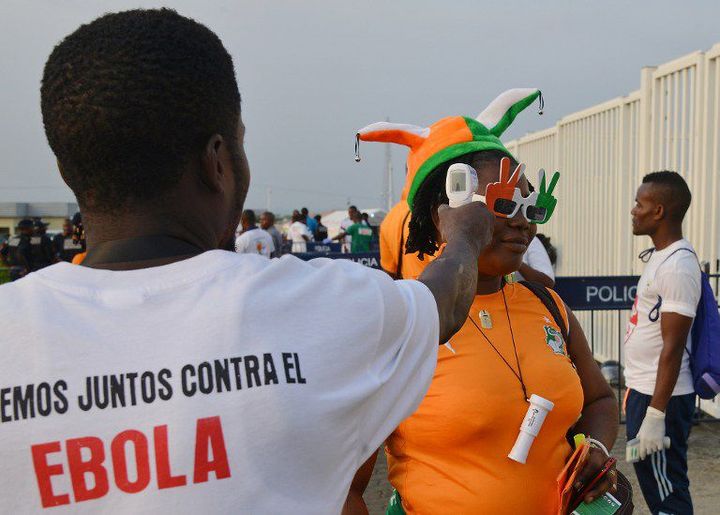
[508,394,555,464]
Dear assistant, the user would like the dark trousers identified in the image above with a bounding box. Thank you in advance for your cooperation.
[626,389,695,515]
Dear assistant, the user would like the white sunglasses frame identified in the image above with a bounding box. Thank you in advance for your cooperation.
[473,189,543,222]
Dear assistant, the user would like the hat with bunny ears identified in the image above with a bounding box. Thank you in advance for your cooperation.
[355,88,543,210]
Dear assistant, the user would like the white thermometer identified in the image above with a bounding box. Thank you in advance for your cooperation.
[445,163,479,208]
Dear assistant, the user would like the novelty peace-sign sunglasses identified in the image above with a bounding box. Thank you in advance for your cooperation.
[471,157,560,224]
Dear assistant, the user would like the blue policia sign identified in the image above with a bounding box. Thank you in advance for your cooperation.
[553,276,640,311]
[294,251,382,270]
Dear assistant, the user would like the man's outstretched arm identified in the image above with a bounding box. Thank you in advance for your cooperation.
[417,203,493,343]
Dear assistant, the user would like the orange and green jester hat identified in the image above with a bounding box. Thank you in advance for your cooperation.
[356,88,543,279]
[355,87,543,211]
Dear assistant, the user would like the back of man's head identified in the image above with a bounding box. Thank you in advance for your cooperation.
[18,219,34,235]
[41,9,241,214]
[301,207,309,216]
[242,209,256,226]
[642,171,692,223]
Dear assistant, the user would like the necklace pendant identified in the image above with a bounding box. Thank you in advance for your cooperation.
[479,310,493,329]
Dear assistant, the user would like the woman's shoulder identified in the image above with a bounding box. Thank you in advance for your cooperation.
[511,281,570,331]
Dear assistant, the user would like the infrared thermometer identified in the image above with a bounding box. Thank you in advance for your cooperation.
[446,163,479,208]
[508,394,555,464]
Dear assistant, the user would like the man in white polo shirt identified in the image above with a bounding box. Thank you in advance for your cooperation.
[625,171,701,515]
[235,209,274,257]
[0,9,493,514]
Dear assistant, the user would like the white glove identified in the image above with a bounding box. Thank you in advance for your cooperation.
[637,406,669,459]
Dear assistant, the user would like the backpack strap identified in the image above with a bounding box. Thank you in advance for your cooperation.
[657,247,698,269]
[519,280,569,345]
[648,247,700,316]
[650,246,699,281]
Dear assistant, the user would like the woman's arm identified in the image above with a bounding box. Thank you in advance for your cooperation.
[566,305,618,447]
[565,305,619,503]
[342,451,378,515]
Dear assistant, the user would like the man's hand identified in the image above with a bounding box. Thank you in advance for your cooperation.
[637,407,669,459]
[436,202,493,255]
[418,201,494,343]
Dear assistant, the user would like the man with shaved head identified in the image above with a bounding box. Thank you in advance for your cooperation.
[625,170,700,515]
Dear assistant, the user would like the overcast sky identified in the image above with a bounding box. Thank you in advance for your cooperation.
[1,0,719,213]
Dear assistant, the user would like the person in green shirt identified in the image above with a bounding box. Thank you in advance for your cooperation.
[332,212,373,252]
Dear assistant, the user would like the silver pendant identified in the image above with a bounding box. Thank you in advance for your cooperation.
[479,310,493,329]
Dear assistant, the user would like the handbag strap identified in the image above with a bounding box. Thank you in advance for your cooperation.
[519,280,569,345]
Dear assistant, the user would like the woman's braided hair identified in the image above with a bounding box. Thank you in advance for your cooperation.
[405,149,516,259]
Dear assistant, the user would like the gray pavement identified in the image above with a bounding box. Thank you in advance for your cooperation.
[365,422,720,514]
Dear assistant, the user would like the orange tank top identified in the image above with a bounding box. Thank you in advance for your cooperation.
[386,283,584,514]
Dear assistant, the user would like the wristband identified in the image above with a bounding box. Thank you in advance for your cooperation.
[586,437,610,457]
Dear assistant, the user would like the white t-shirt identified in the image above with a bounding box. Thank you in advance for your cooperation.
[518,236,555,281]
[287,221,312,253]
[0,251,439,513]
[340,217,353,250]
[234,227,275,258]
[624,239,701,396]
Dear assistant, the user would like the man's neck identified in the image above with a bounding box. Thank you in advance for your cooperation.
[82,210,223,270]
[651,224,684,251]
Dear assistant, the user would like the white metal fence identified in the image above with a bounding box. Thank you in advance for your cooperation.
[506,43,720,417]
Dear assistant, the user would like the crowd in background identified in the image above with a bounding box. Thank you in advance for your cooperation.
[234,204,379,257]
[0,214,84,280]
[0,204,381,281]
[0,206,554,279]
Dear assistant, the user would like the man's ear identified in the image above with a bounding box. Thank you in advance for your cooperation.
[654,203,665,221]
[200,134,226,193]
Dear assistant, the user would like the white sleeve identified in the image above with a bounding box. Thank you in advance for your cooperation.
[358,277,439,457]
[525,237,555,280]
[657,268,701,318]
[234,235,247,253]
